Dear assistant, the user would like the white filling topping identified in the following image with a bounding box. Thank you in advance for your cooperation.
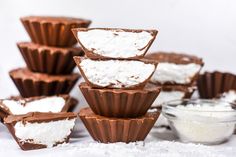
[151,63,201,84]
[152,91,185,107]
[77,29,154,58]
[220,90,236,103]
[80,59,155,88]
[14,118,76,148]
[2,97,65,115]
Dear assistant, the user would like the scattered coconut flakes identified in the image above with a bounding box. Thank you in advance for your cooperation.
[53,141,235,157]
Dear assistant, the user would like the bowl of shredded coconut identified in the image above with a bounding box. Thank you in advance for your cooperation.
[162,99,236,145]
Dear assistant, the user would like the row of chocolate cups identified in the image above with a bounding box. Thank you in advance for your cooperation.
[71,28,162,143]
[0,16,91,151]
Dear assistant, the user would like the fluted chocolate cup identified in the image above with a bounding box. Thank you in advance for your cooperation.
[197,71,236,98]
[20,16,91,47]
[9,68,80,97]
[17,42,84,74]
[79,107,160,143]
[79,82,161,117]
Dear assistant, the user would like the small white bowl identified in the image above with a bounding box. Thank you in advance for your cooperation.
[162,99,236,145]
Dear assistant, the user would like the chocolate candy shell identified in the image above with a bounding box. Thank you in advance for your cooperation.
[17,42,84,74]
[21,16,91,47]
[79,107,160,143]
[79,82,161,117]
[197,71,236,98]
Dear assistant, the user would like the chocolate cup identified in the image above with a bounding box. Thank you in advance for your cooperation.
[4,112,76,151]
[17,42,84,74]
[0,95,78,119]
[197,71,236,99]
[9,68,80,97]
[74,56,158,89]
[79,107,160,143]
[71,28,158,59]
[146,52,204,86]
[20,16,91,47]
[79,82,161,117]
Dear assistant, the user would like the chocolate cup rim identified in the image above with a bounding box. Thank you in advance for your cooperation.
[17,41,83,53]
[200,71,236,76]
[9,68,80,82]
[74,56,158,89]
[71,28,158,59]
[20,16,92,25]
[79,82,162,93]
[79,107,160,121]
[146,52,204,65]
[4,112,77,124]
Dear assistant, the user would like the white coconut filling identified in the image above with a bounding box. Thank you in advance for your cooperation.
[152,91,185,107]
[151,63,201,84]
[14,118,76,148]
[80,59,155,88]
[2,97,65,115]
[77,29,154,58]
[220,90,236,103]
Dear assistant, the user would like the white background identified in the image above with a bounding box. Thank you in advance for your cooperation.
[0,0,236,98]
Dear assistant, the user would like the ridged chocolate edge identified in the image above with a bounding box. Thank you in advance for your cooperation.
[79,108,159,143]
[21,19,91,47]
[17,42,84,74]
[79,82,161,117]
[9,75,79,98]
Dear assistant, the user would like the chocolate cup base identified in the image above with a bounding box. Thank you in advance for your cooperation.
[79,107,160,143]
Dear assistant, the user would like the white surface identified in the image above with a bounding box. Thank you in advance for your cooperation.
[14,118,76,148]
[2,97,66,114]
[0,121,236,157]
[77,29,154,58]
[79,59,155,88]
[151,63,201,84]
[1,0,236,98]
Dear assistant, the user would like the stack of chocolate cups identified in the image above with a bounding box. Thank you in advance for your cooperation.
[9,16,91,99]
[72,28,161,143]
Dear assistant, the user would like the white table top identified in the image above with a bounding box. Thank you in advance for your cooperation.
[0,119,236,157]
